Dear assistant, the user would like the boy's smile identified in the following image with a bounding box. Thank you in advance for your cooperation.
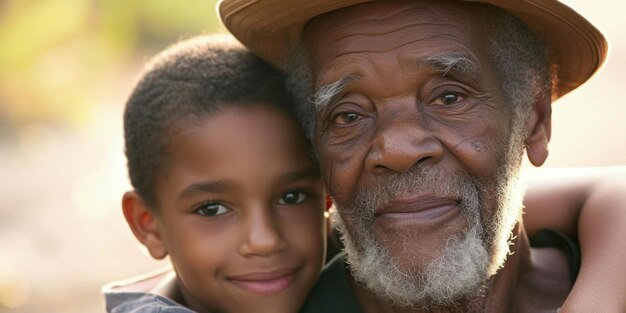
[148,104,326,313]
[227,267,299,295]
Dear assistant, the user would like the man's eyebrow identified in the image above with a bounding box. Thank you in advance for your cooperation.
[310,74,358,114]
[179,180,235,198]
[423,53,481,82]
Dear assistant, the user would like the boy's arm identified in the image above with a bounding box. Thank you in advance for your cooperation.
[523,166,626,313]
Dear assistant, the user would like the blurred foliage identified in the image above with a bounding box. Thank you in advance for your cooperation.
[0,0,220,134]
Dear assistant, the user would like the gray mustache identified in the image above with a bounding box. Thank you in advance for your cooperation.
[349,164,482,223]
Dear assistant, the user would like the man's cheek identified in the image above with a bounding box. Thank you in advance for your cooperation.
[320,154,353,204]
[318,141,365,199]
[442,120,510,179]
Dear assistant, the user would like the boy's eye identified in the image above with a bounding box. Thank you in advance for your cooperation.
[277,191,307,205]
[194,202,230,217]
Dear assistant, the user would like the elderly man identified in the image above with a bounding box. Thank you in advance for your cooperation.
[220,0,608,311]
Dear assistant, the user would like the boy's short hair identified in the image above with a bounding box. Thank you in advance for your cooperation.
[124,34,294,209]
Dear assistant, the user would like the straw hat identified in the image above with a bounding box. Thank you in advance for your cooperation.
[219,0,608,99]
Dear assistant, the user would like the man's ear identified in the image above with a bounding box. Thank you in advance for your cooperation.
[122,191,168,260]
[524,91,552,167]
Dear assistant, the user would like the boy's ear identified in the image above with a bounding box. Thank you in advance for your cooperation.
[122,191,168,260]
[524,91,552,167]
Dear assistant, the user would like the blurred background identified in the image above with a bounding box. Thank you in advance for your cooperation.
[0,0,624,312]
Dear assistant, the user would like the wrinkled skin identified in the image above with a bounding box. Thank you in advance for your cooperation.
[302,0,565,311]
[305,0,511,280]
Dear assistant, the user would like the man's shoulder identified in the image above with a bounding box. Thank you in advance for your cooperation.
[519,228,580,311]
[300,252,362,313]
[529,228,580,285]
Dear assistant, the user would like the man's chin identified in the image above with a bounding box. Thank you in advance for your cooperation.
[335,212,490,307]
[369,205,469,269]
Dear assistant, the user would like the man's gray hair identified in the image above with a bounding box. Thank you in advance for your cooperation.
[284,6,553,140]
[311,75,357,115]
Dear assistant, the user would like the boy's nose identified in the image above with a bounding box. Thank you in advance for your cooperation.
[238,208,287,257]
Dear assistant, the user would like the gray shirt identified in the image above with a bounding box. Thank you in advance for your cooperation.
[103,269,192,313]
[104,291,193,313]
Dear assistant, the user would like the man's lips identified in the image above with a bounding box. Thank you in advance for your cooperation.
[228,268,298,295]
[375,195,459,222]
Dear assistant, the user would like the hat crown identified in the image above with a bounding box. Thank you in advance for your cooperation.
[219,0,608,99]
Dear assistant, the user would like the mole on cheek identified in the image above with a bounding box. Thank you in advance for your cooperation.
[452,137,487,155]
[473,141,483,152]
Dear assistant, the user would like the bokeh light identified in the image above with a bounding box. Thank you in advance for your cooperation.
[0,1,623,312]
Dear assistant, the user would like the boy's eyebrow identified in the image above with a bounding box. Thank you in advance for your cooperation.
[276,167,320,185]
[179,180,235,198]
[177,168,318,198]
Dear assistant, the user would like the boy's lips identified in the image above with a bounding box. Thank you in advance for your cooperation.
[228,267,299,295]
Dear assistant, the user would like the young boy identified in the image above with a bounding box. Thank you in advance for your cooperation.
[106,35,327,313]
[104,34,626,312]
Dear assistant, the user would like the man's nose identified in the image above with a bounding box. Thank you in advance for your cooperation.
[238,207,287,257]
[365,114,444,174]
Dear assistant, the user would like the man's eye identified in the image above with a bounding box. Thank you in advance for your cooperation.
[277,191,307,205]
[432,92,465,105]
[333,112,361,125]
[194,202,230,217]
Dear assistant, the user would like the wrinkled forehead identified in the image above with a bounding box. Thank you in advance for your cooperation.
[301,0,492,83]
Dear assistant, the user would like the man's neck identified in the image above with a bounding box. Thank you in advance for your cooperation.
[349,222,559,313]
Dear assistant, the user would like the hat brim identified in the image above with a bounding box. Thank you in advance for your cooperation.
[219,0,607,99]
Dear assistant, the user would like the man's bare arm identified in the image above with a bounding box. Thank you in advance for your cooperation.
[523,166,626,313]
